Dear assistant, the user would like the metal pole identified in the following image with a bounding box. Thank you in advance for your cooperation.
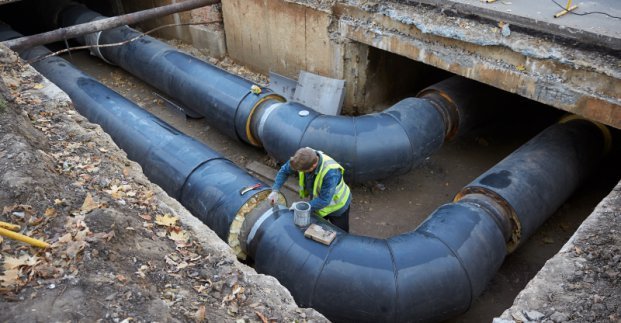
[1,0,221,51]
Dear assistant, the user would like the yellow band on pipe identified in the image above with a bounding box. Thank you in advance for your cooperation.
[0,227,50,248]
[0,221,20,231]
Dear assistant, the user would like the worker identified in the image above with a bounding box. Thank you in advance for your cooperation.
[268,147,351,232]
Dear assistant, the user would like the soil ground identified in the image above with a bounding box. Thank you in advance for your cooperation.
[497,181,621,323]
[0,46,326,322]
[1,38,620,322]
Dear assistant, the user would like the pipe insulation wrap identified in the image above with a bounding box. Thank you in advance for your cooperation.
[59,5,492,183]
[12,35,271,242]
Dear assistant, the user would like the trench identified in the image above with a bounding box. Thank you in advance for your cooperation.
[36,46,621,323]
[1,2,620,322]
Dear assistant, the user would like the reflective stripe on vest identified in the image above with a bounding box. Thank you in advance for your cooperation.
[299,153,351,217]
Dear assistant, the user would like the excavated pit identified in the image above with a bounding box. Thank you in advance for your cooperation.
[1,0,620,321]
[64,48,621,321]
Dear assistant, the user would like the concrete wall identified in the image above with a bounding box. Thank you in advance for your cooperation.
[222,0,337,79]
[221,0,408,113]
[122,0,226,58]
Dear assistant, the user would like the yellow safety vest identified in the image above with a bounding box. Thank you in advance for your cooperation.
[299,153,351,217]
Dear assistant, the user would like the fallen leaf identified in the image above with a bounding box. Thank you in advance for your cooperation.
[0,268,20,288]
[139,214,152,221]
[0,254,39,288]
[4,254,39,269]
[81,193,99,213]
[135,265,149,279]
[169,230,189,243]
[33,83,44,89]
[155,214,178,227]
[542,237,555,244]
[65,240,87,259]
[515,65,525,71]
[2,204,17,215]
[196,305,207,322]
[44,208,56,217]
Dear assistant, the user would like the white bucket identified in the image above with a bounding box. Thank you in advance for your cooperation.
[293,202,311,227]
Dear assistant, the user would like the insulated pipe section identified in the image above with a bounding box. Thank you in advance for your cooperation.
[247,118,606,322]
[58,4,284,143]
[58,5,491,183]
[0,26,282,257]
[455,117,609,251]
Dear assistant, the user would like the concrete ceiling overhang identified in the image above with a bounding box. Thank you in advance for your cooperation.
[335,0,621,129]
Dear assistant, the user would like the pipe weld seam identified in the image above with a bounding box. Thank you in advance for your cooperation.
[382,109,417,174]
[419,230,474,308]
[178,156,229,199]
[385,239,400,321]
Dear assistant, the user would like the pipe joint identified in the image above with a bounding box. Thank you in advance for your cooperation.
[240,94,285,147]
[420,92,460,140]
[455,188,521,252]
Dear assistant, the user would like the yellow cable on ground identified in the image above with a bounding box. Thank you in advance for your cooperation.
[0,221,20,231]
[0,227,50,248]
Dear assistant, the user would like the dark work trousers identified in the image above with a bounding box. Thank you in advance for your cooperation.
[325,206,350,233]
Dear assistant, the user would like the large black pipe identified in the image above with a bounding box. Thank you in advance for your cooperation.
[247,118,607,322]
[455,117,607,251]
[3,24,608,323]
[0,26,276,254]
[57,4,492,183]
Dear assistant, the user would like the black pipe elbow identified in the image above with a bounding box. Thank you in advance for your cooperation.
[57,5,494,183]
[249,201,506,322]
[258,98,446,182]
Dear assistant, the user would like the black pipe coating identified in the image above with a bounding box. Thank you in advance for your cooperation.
[1,28,271,241]
[58,5,491,183]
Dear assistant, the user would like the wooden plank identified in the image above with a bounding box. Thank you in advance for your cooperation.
[245,161,299,193]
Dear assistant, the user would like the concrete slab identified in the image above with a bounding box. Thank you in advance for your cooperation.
[395,0,621,51]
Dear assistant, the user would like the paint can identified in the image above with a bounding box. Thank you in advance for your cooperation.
[293,202,311,227]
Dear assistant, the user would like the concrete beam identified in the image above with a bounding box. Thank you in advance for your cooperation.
[334,2,621,129]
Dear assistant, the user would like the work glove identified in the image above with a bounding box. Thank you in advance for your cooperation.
[267,190,279,205]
